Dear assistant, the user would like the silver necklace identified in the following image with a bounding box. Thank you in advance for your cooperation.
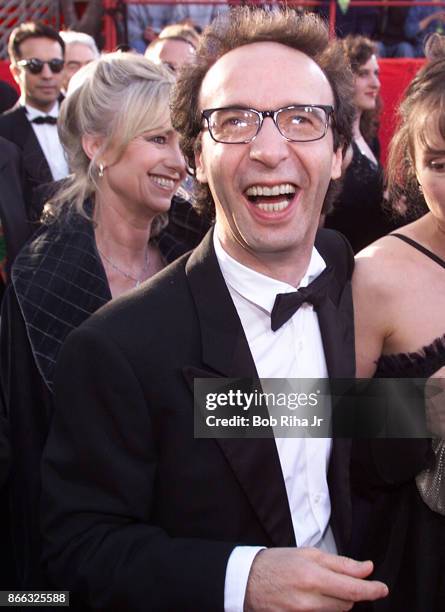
[98,247,150,288]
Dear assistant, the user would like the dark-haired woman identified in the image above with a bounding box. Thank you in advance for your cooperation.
[325,36,393,253]
[353,56,445,611]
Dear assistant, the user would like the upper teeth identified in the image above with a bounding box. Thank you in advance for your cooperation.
[151,176,175,189]
[245,184,296,197]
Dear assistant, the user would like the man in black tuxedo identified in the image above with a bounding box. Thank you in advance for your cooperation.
[41,9,389,611]
[0,22,68,222]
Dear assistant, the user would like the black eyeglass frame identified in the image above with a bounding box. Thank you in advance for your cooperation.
[17,58,65,74]
[201,104,335,144]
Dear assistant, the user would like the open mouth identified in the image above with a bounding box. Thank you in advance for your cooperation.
[150,174,177,190]
[244,183,297,213]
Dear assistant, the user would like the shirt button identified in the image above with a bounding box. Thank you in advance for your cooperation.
[297,340,303,352]
[313,494,321,504]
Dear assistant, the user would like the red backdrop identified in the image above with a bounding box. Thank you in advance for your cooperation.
[0,57,425,165]
[378,58,424,165]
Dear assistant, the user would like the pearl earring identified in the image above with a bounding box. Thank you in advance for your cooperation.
[98,162,105,178]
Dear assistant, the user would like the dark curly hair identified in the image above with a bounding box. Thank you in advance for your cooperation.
[171,7,355,219]
[387,57,445,219]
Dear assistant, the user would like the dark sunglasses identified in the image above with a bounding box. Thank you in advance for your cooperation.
[17,58,65,74]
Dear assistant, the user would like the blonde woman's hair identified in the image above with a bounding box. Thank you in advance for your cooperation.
[45,52,175,221]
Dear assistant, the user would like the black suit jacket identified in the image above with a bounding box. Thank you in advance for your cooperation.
[0,137,31,278]
[0,105,53,222]
[0,198,209,594]
[0,81,19,114]
[41,228,355,611]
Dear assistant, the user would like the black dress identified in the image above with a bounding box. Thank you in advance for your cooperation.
[325,141,393,253]
[355,233,445,612]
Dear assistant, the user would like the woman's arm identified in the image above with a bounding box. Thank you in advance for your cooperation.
[352,245,394,377]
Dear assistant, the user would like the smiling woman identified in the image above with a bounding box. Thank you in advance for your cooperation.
[0,52,206,593]
[46,52,186,295]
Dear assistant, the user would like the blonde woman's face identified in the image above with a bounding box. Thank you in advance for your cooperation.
[101,127,186,221]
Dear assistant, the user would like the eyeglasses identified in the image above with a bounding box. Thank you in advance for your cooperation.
[201,105,334,144]
[17,58,65,74]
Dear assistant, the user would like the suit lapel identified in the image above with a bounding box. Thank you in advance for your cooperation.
[315,230,354,552]
[13,107,52,185]
[316,286,355,378]
[315,230,355,379]
[185,231,296,547]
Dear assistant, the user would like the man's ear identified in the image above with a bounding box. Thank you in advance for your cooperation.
[194,140,208,184]
[330,146,343,181]
[9,63,21,86]
[82,133,105,162]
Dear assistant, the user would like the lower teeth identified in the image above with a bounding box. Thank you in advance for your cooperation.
[257,200,289,212]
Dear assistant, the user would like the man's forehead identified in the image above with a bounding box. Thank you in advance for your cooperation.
[66,43,95,60]
[199,41,333,109]
[19,36,63,58]
[158,38,194,58]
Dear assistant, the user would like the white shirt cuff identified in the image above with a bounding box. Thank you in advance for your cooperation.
[224,546,266,612]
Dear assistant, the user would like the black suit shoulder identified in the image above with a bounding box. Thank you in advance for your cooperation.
[0,136,21,167]
[315,227,354,283]
[0,81,18,114]
[0,106,27,144]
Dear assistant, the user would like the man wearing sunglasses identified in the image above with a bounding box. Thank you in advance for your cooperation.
[41,8,391,612]
[0,22,68,221]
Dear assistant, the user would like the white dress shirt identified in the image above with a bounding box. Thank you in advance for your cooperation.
[24,101,69,181]
[213,231,336,612]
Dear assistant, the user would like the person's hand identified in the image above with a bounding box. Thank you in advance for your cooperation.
[244,547,388,611]
[425,366,445,437]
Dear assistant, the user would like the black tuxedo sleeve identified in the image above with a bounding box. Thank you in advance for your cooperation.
[41,324,235,612]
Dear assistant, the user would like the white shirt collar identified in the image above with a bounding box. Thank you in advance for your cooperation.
[21,100,59,120]
[213,226,326,315]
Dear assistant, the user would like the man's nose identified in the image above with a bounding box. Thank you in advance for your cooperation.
[249,117,290,167]
[40,62,53,78]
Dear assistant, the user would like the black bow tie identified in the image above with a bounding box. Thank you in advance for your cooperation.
[270,266,333,331]
[31,115,57,125]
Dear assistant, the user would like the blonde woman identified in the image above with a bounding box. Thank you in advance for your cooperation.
[0,52,203,592]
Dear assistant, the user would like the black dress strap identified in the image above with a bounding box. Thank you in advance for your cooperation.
[391,233,445,269]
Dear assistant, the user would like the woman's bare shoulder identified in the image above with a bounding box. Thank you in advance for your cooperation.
[354,234,411,294]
